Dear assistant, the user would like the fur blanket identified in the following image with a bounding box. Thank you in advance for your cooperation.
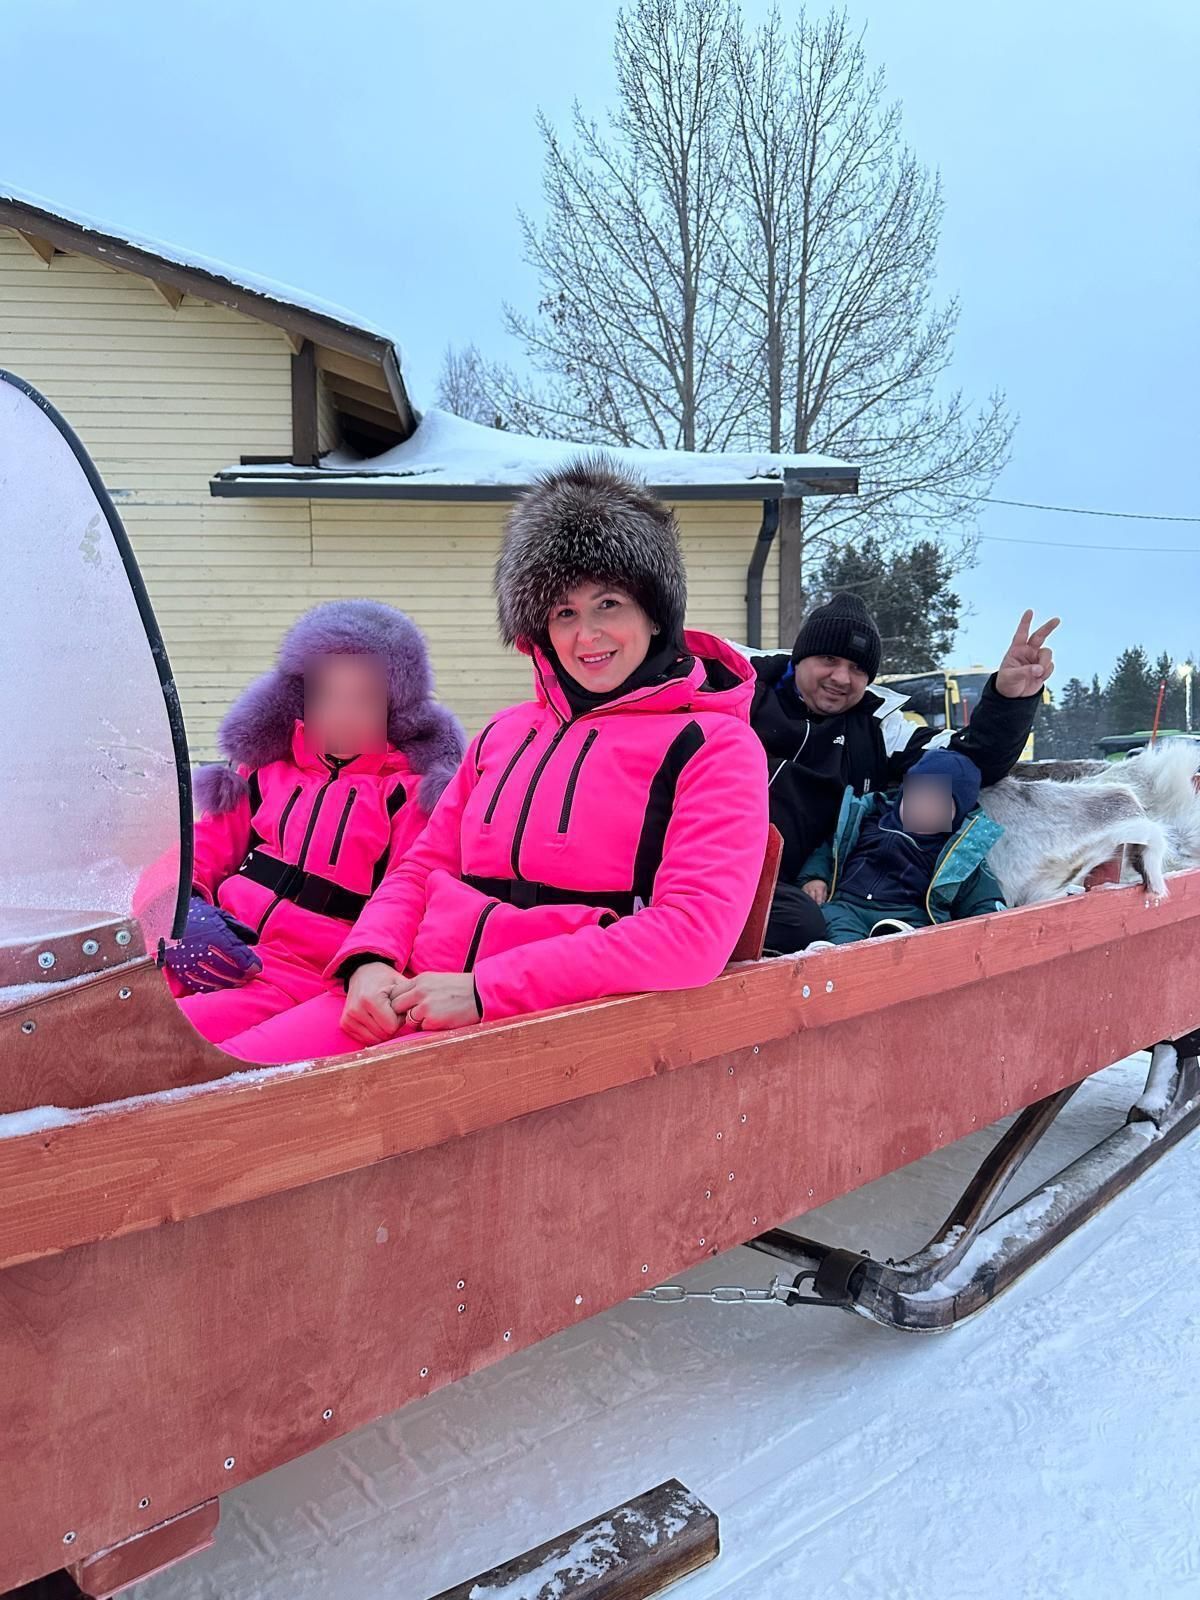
[981,740,1200,905]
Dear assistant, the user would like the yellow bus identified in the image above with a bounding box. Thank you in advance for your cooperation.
[878,668,1040,760]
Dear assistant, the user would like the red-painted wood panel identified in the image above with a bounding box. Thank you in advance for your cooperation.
[1,892,1197,1588]
[2,875,1198,1274]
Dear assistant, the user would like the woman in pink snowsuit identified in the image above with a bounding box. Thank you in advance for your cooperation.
[220,459,769,1064]
[171,600,464,1045]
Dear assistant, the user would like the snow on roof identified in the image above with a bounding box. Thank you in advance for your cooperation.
[214,406,858,496]
[0,182,395,346]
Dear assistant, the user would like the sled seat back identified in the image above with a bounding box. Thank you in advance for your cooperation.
[728,825,783,964]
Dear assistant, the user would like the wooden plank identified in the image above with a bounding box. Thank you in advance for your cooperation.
[15,232,54,266]
[145,279,183,311]
[428,1480,719,1599]
[331,391,405,432]
[290,339,319,467]
[314,345,391,394]
[66,1501,218,1598]
[1,899,1197,1586]
[0,874,1198,1276]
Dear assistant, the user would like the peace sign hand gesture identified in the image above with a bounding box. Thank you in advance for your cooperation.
[995,611,1060,700]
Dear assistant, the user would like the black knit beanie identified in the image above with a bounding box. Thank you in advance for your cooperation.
[791,592,882,681]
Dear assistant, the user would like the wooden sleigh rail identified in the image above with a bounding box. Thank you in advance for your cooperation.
[2,870,1200,1275]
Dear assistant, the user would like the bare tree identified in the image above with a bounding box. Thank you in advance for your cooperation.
[496,0,756,450]
[496,1,1013,625]
[434,344,507,429]
[725,8,1012,605]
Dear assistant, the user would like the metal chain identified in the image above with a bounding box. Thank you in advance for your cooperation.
[632,1271,839,1309]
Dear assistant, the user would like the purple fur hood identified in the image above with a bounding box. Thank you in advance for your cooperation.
[194,600,465,816]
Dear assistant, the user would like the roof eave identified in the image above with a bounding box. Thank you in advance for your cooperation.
[209,466,861,503]
[0,195,417,440]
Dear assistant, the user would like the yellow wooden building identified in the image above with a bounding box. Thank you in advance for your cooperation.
[0,190,857,757]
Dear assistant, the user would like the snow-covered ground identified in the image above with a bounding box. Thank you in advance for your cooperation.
[132,1053,1200,1600]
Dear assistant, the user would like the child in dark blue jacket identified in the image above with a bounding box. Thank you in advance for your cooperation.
[799,749,1006,943]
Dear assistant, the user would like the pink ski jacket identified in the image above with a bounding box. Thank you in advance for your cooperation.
[330,631,770,1020]
[193,721,430,975]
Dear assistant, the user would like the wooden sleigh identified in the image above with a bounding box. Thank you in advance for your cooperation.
[2,371,1200,1595]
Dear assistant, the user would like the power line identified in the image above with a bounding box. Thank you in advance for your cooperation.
[980,532,1199,555]
[975,495,1200,523]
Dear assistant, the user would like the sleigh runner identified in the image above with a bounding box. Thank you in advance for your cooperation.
[1,372,1199,1596]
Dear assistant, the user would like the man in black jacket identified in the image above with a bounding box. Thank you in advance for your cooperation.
[751,592,1058,952]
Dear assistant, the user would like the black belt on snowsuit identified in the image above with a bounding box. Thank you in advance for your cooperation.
[237,850,370,924]
[461,874,635,918]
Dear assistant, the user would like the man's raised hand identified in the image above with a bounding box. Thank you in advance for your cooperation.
[995,611,1060,700]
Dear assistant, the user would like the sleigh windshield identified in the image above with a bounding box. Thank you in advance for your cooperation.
[0,374,188,1000]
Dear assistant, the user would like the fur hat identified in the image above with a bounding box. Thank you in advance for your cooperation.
[791,592,882,681]
[495,456,687,647]
[194,599,465,815]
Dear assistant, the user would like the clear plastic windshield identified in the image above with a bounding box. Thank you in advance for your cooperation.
[0,375,189,981]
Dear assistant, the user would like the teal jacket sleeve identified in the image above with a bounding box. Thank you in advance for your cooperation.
[951,862,1007,921]
[799,837,835,886]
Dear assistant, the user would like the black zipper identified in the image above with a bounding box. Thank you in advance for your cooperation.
[277,785,303,849]
[463,900,499,971]
[510,724,571,877]
[329,787,358,865]
[557,729,599,832]
[484,728,536,823]
[256,768,337,938]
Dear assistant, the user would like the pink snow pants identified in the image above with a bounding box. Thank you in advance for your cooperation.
[216,988,423,1064]
[176,952,331,1046]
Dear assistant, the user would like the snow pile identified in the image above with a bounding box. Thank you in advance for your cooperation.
[218,406,855,490]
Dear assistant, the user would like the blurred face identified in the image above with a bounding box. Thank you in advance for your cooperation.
[900,777,955,835]
[546,584,657,694]
[793,653,870,715]
[304,654,388,758]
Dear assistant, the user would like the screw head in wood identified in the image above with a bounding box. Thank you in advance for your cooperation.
[82,939,99,956]
[20,1020,35,1035]
[116,929,132,946]
[138,1497,151,1510]
[503,1330,512,1341]
[420,1367,429,1378]
[574,1294,584,1305]
[38,951,55,969]
[118,987,132,1000]
[323,1408,333,1421]
[223,1457,235,1471]
[802,985,811,998]
[63,1531,76,1545]
[457,1303,466,1313]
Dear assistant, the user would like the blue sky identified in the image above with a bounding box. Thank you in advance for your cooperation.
[4,0,1197,685]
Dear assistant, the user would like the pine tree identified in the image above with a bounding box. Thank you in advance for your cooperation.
[1104,647,1158,734]
[815,536,959,672]
[1053,676,1106,757]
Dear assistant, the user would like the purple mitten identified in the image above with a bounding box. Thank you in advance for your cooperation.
[162,895,263,994]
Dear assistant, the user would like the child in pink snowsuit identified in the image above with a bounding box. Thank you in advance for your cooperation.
[170,600,464,1045]
[218,459,769,1065]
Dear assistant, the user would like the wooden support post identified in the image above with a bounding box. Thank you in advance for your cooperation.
[290,339,320,467]
[65,1501,218,1599]
[778,494,805,648]
[429,1480,718,1600]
